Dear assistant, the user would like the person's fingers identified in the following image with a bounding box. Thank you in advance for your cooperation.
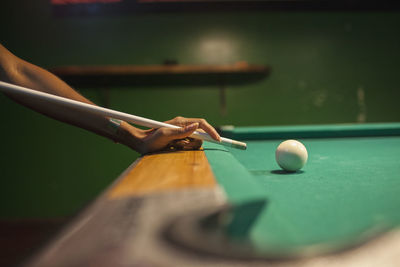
[159,122,199,142]
[195,118,221,141]
[166,117,221,142]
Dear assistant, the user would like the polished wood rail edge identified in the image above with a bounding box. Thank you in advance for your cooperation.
[51,62,270,76]
[108,150,217,199]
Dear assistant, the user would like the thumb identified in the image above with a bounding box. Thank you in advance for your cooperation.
[162,122,199,141]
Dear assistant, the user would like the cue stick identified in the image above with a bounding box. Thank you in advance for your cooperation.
[0,81,246,150]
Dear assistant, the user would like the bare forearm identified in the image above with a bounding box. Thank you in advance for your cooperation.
[0,45,91,103]
[0,44,142,147]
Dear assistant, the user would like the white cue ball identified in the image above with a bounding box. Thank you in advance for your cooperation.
[275,140,308,172]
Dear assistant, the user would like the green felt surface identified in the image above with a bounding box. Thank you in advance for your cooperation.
[204,142,267,203]
[209,124,400,251]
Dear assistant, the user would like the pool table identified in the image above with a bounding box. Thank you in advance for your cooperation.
[28,123,400,267]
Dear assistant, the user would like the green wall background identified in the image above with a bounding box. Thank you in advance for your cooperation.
[1,1,399,218]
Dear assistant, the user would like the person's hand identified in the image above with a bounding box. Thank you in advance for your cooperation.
[117,116,221,154]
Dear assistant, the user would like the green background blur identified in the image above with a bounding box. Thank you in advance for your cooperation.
[1,1,399,218]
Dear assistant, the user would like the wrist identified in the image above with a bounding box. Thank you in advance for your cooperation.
[112,120,147,153]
